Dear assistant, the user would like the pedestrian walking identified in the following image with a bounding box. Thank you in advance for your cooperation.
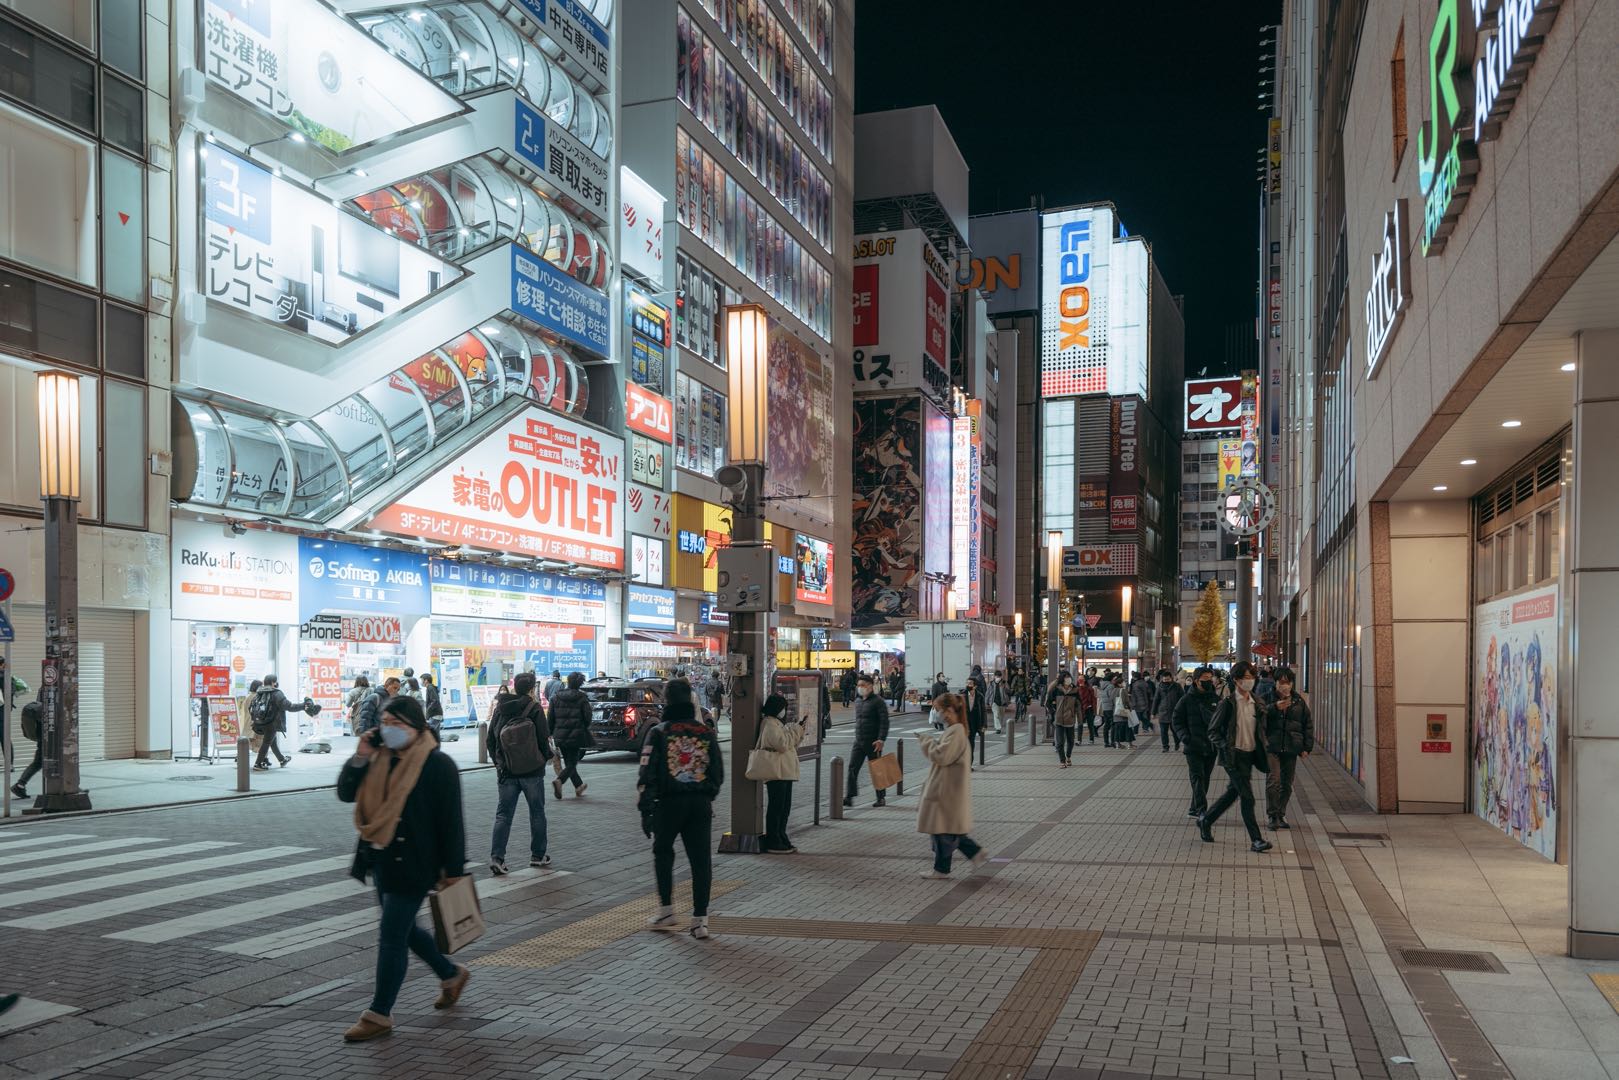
[1154,669,1184,752]
[929,672,950,700]
[845,673,891,807]
[420,673,443,733]
[1174,667,1221,819]
[962,674,986,766]
[337,695,469,1042]
[1263,666,1313,829]
[641,678,723,939]
[753,693,806,852]
[916,694,989,878]
[888,667,906,713]
[543,669,564,709]
[1129,672,1156,733]
[988,670,1007,734]
[8,697,44,800]
[355,676,401,739]
[839,669,855,707]
[1049,672,1082,767]
[547,671,595,799]
[1096,673,1120,747]
[402,669,426,706]
[485,672,552,874]
[703,670,725,722]
[1254,666,1277,705]
[1196,661,1273,853]
[249,675,306,769]
[346,676,371,734]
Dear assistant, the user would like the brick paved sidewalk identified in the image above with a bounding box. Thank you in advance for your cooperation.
[3,717,1617,1080]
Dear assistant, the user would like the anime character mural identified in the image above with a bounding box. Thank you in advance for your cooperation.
[851,397,921,629]
[1472,585,1558,860]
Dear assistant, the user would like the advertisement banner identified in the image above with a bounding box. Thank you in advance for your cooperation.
[961,209,1039,315]
[766,324,834,521]
[298,537,430,622]
[852,263,878,347]
[795,534,833,606]
[630,432,666,487]
[852,396,921,629]
[513,97,609,220]
[950,411,981,614]
[922,398,952,576]
[1185,377,1244,432]
[626,584,677,630]
[1473,584,1558,860]
[306,657,343,718]
[190,666,232,697]
[850,230,950,398]
[1061,544,1138,577]
[1109,397,1140,532]
[626,483,672,540]
[630,534,666,586]
[1108,239,1150,400]
[172,520,299,624]
[626,287,669,390]
[200,0,463,153]
[968,401,982,617]
[1238,371,1260,478]
[626,381,674,444]
[510,244,611,357]
[429,560,607,626]
[1040,205,1113,397]
[513,0,611,88]
[1217,439,1242,492]
[620,168,666,284]
[202,145,462,345]
[437,649,468,720]
[340,615,403,644]
[370,409,625,569]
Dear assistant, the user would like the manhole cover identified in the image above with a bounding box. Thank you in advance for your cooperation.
[1399,948,1505,973]
[168,775,215,783]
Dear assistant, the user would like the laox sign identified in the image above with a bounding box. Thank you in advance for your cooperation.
[1364,200,1411,379]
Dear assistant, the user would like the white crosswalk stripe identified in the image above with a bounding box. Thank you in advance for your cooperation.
[5,854,352,930]
[0,832,94,851]
[109,878,368,944]
[0,842,236,885]
[0,847,309,910]
[0,837,168,868]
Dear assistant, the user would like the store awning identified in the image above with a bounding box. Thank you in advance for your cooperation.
[626,630,711,649]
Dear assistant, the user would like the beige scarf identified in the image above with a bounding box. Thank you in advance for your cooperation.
[353,733,433,849]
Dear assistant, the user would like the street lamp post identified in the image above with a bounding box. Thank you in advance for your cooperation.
[718,304,769,853]
[1076,593,1087,678]
[1045,533,1063,745]
[1172,624,1181,672]
[1120,585,1134,684]
[35,372,90,813]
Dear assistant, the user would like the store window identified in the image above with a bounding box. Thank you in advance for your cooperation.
[100,147,143,302]
[1,0,94,49]
[1473,437,1567,604]
[0,99,96,286]
[0,13,95,132]
[97,0,139,78]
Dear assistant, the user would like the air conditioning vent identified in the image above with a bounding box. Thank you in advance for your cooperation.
[1515,474,1535,502]
[1536,457,1561,491]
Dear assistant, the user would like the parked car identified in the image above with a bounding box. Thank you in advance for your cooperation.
[583,680,713,753]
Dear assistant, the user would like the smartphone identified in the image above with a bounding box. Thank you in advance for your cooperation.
[366,730,384,749]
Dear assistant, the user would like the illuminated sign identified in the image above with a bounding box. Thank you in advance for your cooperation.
[1238,373,1260,480]
[200,0,462,154]
[950,404,982,616]
[629,534,665,586]
[620,167,666,283]
[795,534,833,606]
[514,97,608,220]
[1060,544,1138,578]
[171,519,298,624]
[625,585,676,630]
[677,530,706,555]
[1185,378,1244,432]
[428,560,607,626]
[1040,206,1123,397]
[962,209,1039,314]
[369,408,623,569]
[625,381,674,444]
[629,432,665,487]
[778,555,796,575]
[201,144,461,344]
[1110,397,1139,532]
[510,245,611,357]
[1472,0,1561,144]
[513,0,611,89]
[1364,201,1411,379]
[850,229,950,396]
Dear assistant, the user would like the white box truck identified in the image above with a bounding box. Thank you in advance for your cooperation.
[902,620,1007,707]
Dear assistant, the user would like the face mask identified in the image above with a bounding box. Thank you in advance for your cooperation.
[857,686,870,698]
[380,725,413,750]
[1237,678,1256,693]
[930,707,946,725]
[1198,680,1214,692]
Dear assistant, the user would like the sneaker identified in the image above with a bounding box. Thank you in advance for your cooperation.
[575,783,587,797]
[1187,809,1200,818]
[343,1010,393,1042]
[552,778,563,801]
[531,855,552,869]
[1275,819,1292,830]
[648,904,677,929]
[920,870,951,879]
[433,964,470,1009]
[489,859,509,876]
[9,783,25,799]
[970,849,990,866]
[252,763,271,771]
[775,843,798,854]
[689,916,711,940]
[1251,839,1274,853]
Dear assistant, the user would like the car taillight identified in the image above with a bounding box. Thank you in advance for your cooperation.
[625,706,638,732]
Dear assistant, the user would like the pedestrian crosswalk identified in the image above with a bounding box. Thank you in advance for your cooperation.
[0,827,571,952]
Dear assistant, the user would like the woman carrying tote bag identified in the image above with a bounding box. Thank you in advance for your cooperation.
[747,693,806,853]
[915,694,990,878]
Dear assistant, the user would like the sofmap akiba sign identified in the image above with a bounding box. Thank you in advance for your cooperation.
[1364,201,1412,379]
[369,408,624,569]
[298,537,430,622]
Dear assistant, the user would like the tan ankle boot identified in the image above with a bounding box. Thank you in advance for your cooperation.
[434,964,470,1009]
[343,1010,393,1042]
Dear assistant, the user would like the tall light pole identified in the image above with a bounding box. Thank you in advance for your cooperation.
[35,372,90,813]
[1120,584,1134,683]
[1045,531,1063,698]
[717,304,769,853]
[1172,624,1181,672]
[1076,593,1087,677]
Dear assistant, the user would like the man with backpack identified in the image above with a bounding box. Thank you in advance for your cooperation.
[8,697,44,800]
[250,675,307,770]
[353,676,400,739]
[486,672,553,874]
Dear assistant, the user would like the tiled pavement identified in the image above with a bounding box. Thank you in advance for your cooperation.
[3,715,1619,1078]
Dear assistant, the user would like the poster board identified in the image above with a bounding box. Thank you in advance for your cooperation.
[773,670,823,759]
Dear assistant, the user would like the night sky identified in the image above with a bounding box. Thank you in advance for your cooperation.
[855,0,1284,375]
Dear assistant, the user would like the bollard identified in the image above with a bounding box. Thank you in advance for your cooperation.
[895,738,905,797]
[978,730,987,767]
[236,738,251,792]
[829,756,844,820]
[1028,705,1037,748]
[1006,719,1015,756]
[478,721,489,764]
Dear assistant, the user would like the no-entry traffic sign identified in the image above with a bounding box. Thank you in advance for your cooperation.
[0,567,13,603]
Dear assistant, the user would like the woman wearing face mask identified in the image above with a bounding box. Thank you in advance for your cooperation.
[1173,667,1221,818]
[1197,661,1273,853]
[846,673,891,807]
[916,694,989,877]
[1049,673,1082,767]
[1262,666,1313,829]
[337,695,469,1042]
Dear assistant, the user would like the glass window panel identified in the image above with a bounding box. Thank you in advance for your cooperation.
[310,395,391,493]
[1,0,94,48]
[102,376,143,526]
[103,301,142,377]
[1512,520,1530,590]
[98,0,140,76]
[0,15,95,130]
[0,101,97,285]
[182,401,231,505]
[284,419,344,519]
[100,70,141,156]
[100,147,144,302]
[221,413,289,514]
[0,266,96,367]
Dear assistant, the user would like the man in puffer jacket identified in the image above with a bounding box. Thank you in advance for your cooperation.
[1096,674,1120,747]
[1173,667,1221,818]
[846,673,891,808]
[546,672,595,800]
[1153,669,1185,752]
[1128,673,1157,732]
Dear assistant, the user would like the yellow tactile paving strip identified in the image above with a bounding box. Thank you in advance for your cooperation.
[1592,973,1619,1014]
[472,880,745,968]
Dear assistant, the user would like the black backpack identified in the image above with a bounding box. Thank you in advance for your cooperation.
[20,701,42,741]
[250,691,275,733]
[497,702,547,776]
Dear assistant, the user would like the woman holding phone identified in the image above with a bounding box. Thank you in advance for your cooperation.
[336,695,470,1042]
[915,693,989,878]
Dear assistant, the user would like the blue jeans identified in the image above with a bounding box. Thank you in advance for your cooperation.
[371,886,456,1016]
[930,833,981,873]
[490,773,549,862]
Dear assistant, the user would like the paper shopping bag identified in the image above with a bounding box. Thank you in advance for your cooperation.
[430,875,485,954]
[867,752,903,791]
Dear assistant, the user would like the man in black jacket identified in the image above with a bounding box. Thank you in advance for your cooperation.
[1263,666,1313,829]
[250,675,306,769]
[1172,667,1220,819]
[1153,670,1184,753]
[639,678,723,939]
[546,671,595,800]
[485,672,552,874]
[1197,660,1272,853]
[962,674,987,767]
[845,672,891,807]
[355,676,401,739]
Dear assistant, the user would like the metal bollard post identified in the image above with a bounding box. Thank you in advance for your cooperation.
[978,730,987,767]
[477,722,489,764]
[1006,719,1015,756]
[895,738,905,797]
[1028,706,1036,748]
[236,738,251,792]
[829,756,844,820]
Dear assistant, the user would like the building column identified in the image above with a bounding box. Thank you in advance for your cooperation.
[1367,502,1398,812]
[1568,330,1619,958]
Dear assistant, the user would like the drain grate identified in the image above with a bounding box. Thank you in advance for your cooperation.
[1329,831,1388,848]
[168,775,215,782]
[1399,947,1506,973]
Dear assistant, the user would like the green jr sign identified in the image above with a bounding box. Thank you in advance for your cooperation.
[1416,0,1478,257]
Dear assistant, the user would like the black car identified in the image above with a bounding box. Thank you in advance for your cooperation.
[583,680,712,753]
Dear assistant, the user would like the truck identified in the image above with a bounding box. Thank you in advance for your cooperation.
[902,620,1007,708]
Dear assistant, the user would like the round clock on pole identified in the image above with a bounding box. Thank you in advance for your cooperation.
[1219,478,1277,537]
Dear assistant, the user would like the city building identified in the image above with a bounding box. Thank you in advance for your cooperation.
[1177,377,1253,667]
[1273,0,1619,956]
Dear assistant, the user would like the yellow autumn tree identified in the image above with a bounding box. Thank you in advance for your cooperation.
[1188,580,1227,663]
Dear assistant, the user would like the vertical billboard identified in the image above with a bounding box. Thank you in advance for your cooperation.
[795,534,833,606]
[949,403,983,617]
[1039,205,1113,397]
[766,324,834,521]
[1238,371,1260,478]
[1473,585,1558,860]
[1109,397,1140,533]
[1217,438,1242,492]
[852,397,921,629]
[963,209,1039,315]
[850,230,951,398]
[922,398,952,575]
[1108,238,1150,399]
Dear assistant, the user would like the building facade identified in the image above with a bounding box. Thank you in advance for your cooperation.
[1273,0,1619,956]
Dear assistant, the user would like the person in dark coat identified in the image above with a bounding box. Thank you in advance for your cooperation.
[250,674,306,769]
[1263,666,1313,829]
[962,674,987,765]
[1197,661,1272,853]
[1154,670,1185,752]
[337,695,468,1042]
[420,673,443,732]
[929,672,950,700]
[485,672,552,873]
[888,667,906,712]
[845,672,891,807]
[547,671,595,799]
[354,676,401,738]
[1173,667,1221,818]
[639,678,723,939]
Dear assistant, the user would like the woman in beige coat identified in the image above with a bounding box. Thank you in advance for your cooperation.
[754,693,806,853]
[915,693,989,878]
